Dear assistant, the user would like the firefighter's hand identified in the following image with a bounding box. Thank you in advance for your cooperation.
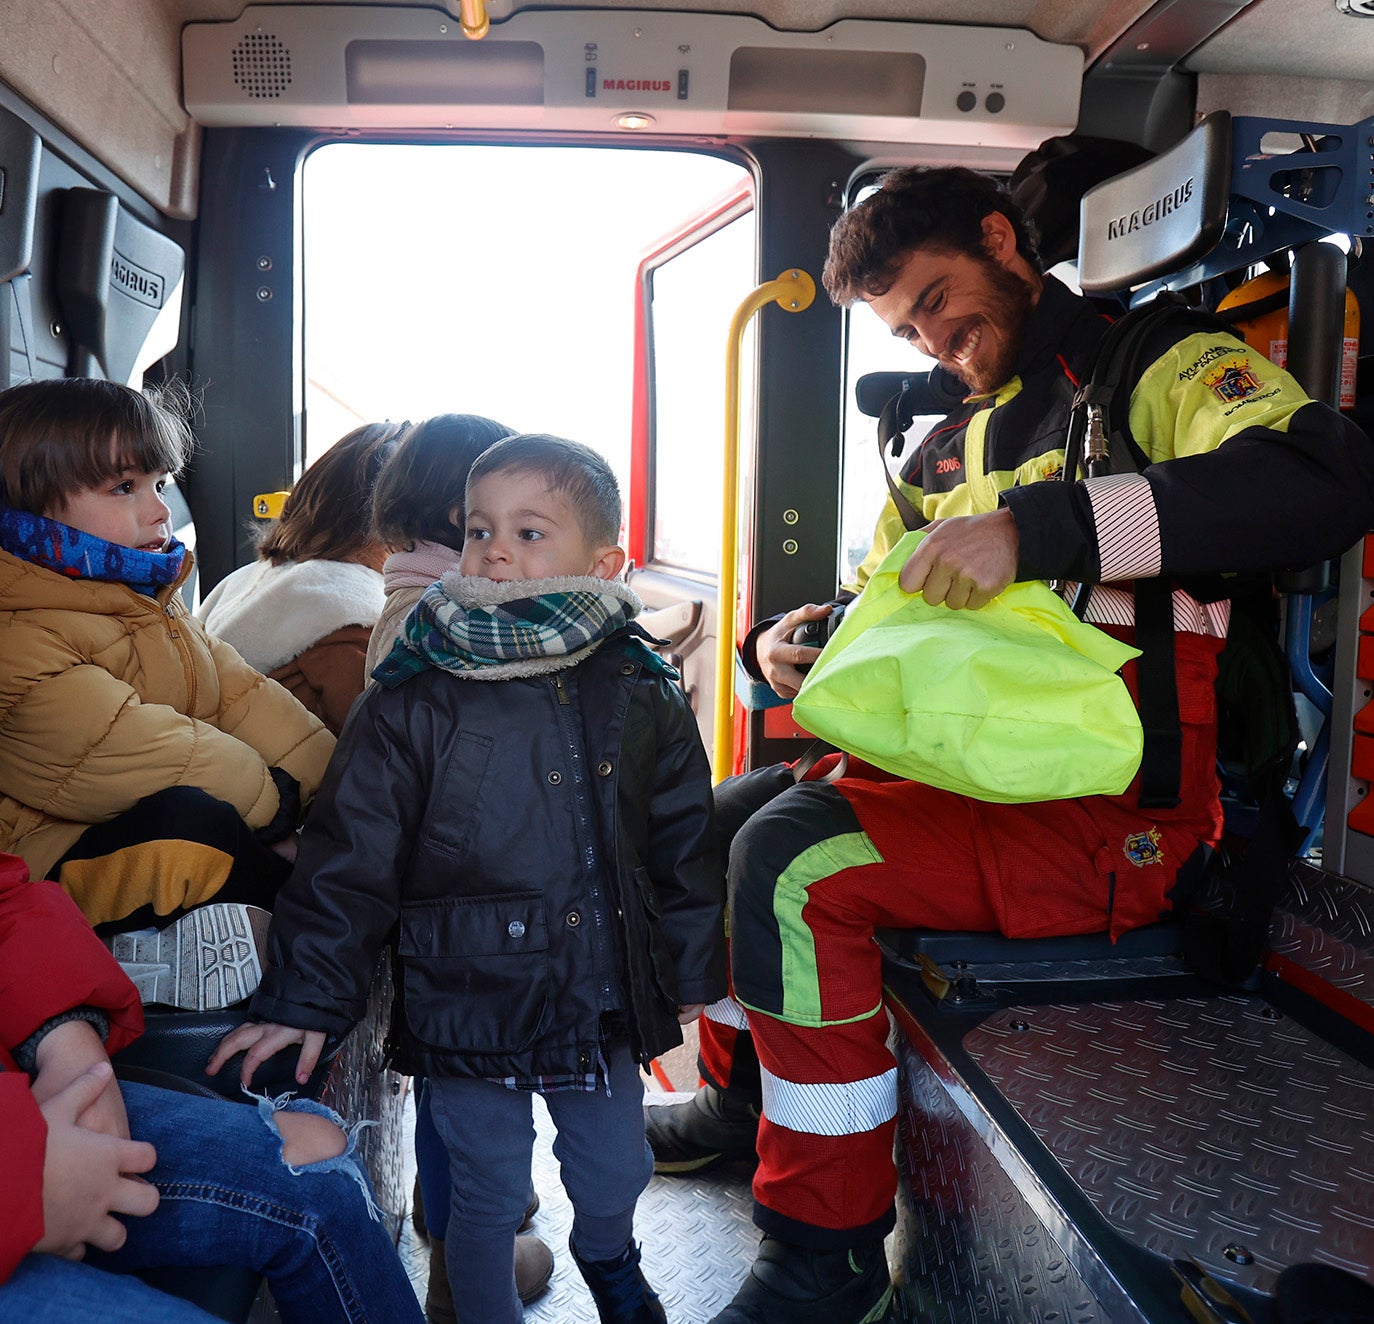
[756,604,833,700]
[899,510,1019,610]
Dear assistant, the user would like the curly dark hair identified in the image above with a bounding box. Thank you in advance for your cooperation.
[822,166,1042,307]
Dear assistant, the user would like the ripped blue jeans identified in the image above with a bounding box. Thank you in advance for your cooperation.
[4,1080,423,1324]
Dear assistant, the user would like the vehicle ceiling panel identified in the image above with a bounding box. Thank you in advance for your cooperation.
[1187,0,1374,82]
[8,0,1371,224]
[171,0,1374,87]
[7,0,1156,220]
[164,0,1374,101]
[173,0,1154,63]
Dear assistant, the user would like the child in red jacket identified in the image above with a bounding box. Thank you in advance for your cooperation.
[0,850,421,1323]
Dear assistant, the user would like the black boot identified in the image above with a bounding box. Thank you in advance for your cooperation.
[709,1237,894,1324]
[571,1237,667,1324]
[644,1083,759,1173]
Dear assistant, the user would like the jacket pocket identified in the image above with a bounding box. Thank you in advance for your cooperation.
[398,892,550,1054]
[421,732,495,862]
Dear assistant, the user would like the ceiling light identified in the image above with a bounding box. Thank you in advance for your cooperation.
[614,112,656,130]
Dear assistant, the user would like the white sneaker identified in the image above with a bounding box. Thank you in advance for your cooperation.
[106,903,271,1010]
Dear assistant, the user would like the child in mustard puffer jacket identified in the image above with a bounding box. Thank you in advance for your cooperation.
[0,378,334,1004]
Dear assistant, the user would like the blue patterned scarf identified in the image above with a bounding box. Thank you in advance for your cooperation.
[0,506,186,596]
[375,572,653,684]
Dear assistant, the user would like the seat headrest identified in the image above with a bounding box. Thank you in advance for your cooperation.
[1077,112,1233,294]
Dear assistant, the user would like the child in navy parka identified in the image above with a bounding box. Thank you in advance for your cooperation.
[213,434,726,1324]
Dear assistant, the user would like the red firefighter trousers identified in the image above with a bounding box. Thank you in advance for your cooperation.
[708,634,1223,1249]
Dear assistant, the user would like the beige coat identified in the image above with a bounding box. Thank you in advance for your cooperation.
[0,547,335,879]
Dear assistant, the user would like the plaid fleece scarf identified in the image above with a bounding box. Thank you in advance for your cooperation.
[0,506,186,597]
[375,572,646,684]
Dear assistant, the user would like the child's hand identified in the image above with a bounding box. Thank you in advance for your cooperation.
[30,1019,130,1141]
[37,1061,159,1260]
[269,832,299,863]
[677,1003,706,1025]
[207,1021,327,1089]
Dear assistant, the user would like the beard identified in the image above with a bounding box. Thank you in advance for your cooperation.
[942,257,1037,395]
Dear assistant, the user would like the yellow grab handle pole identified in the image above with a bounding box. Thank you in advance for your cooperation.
[713,267,815,783]
[458,0,489,39]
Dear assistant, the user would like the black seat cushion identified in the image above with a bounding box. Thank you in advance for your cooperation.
[877,920,1183,968]
[113,1009,330,1102]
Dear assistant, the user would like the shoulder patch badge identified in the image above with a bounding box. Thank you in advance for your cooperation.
[1203,356,1262,406]
[1123,828,1164,869]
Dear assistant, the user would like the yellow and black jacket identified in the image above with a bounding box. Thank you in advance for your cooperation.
[852,275,1374,611]
[0,548,335,899]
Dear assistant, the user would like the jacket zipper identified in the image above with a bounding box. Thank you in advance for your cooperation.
[164,599,198,712]
[128,581,198,712]
[549,672,615,1008]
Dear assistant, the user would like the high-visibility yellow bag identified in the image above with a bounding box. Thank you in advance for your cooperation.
[792,530,1143,803]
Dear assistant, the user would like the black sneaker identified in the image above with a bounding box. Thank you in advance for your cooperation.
[709,1237,894,1324]
[643,1084,760,1174]
[571,1237,667,1324]
[105,903,271,1010]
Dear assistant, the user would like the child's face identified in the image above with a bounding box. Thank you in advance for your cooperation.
[460,468,624,583]
[46,467,174,552]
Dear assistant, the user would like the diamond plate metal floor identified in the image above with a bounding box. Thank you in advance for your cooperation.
[894,1033,1111,1324]
[1273,861,1374,1003]
[965,994,1374,1295]
[525,1090,759,1323]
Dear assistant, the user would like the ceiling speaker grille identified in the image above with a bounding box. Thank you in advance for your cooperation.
[231,32,293,99]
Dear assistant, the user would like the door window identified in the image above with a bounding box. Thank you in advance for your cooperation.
[301,143,750,491]
[644,202,756,574]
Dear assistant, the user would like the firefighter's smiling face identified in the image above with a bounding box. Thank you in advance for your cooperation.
[864,211,1041,396]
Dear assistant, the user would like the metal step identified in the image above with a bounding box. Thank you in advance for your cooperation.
[970,994,1374,1289]
[893,1033,1115,1324]
[885,862,1374,1323]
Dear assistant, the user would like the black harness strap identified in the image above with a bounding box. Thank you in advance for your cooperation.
[1069,298,1233,809]
[1133,575,1183,808]
[876,381,928,534]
